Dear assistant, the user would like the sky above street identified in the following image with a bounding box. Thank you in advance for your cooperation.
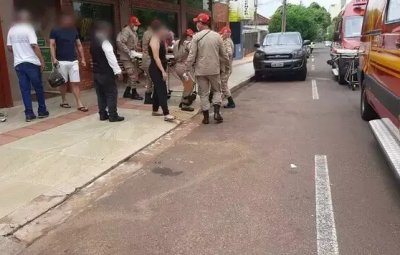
[258,0,347,17]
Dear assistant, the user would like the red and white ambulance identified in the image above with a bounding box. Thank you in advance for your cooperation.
[328,0,368,87]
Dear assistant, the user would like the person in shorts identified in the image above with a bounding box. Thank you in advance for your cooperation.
[50,13,88,112]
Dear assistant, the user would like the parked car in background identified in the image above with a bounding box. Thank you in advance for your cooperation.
[359,0,400,175]
[324,41,332,47]
[253,32,310,81]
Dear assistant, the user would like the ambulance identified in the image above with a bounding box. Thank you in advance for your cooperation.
[359,0,400,175]
[328,0,368,86]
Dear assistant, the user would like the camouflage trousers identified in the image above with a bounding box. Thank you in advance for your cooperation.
[122,60,140,89]
[197,74,222,111]
[141,54,153,93]
[175,62,195,105]
[221,66,232,98]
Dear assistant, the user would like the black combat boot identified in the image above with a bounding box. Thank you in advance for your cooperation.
[202,110,210,124]
[213,104,223,123]
[144,92,152,104]
[131,88,144,100]
[123,87,132,98]
[109,115,125,122]
[224,96,236,108]
[179,97,194,112]
[179,103,194,112]
[99,112,109,121]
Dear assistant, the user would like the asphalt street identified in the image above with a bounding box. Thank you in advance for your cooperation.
[18,48,400,255]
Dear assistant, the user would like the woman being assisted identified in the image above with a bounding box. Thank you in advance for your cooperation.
[173,28,195,112]
[148,20,175,121]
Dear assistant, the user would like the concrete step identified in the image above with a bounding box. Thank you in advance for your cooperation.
[369,118,400,177]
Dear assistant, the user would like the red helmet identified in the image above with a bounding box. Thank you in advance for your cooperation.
[185,28,194,37]
[129,16,141,26]
[193,13,210,24]
[219,26,231,34]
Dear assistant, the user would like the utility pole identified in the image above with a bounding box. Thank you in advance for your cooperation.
[254,0,258,30]
[281,0,287,32]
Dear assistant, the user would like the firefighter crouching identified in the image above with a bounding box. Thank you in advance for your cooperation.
[173,28,195,112]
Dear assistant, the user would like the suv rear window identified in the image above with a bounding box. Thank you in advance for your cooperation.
[387,0,400,23]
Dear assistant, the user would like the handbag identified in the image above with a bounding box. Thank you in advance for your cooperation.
[48,63,65,88]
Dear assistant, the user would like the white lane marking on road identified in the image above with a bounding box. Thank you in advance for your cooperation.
[315,155,339,255]
[312,80,319,100]
[309,77,331,81]
[312,57,315,63]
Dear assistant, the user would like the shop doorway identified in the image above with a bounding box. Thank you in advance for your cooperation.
[0,20,12,108]
[73,1,115,42]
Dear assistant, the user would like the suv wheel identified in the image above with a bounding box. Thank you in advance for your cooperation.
[255,71,263,81]
[298,65,307,81]
[360,86,377,121]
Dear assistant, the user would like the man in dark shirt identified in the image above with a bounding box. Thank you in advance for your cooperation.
[50,13,87,112]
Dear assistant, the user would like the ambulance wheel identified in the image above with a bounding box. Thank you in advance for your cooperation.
[338,59,348,85]
[360,86,377,121]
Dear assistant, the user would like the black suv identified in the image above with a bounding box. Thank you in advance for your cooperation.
[253,32,310,81]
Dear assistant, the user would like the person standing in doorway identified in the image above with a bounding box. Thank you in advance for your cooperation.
[7,10,49,122]
[173,28,195,112]
[117,16,143,101]
[141,24,154,104]
[90,21,125,122]
[219,26,235,108]
[186,13,229,124]
[50,13,88,112]
[148,20,175,122]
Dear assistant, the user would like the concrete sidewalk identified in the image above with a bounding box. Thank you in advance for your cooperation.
[0,58,254,235]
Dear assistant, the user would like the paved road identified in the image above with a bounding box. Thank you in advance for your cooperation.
[19,48,400,255]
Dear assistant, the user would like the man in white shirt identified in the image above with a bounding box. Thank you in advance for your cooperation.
[90,21,124,122]
[7,10,49,122]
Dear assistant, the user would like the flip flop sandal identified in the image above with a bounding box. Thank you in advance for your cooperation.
[77,107,89,112]
[60,103,72,108]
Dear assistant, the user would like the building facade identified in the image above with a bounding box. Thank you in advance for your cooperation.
[329,2,342,21]
[0,0,219,107]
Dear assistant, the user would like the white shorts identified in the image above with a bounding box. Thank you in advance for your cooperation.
[59,61,80,83]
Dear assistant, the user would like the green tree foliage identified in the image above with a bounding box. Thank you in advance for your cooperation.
[268,2,331,41]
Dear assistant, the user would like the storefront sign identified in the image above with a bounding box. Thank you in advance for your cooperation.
[229,0,241,22]
[240,0,255,20]
[229,0,255,21]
